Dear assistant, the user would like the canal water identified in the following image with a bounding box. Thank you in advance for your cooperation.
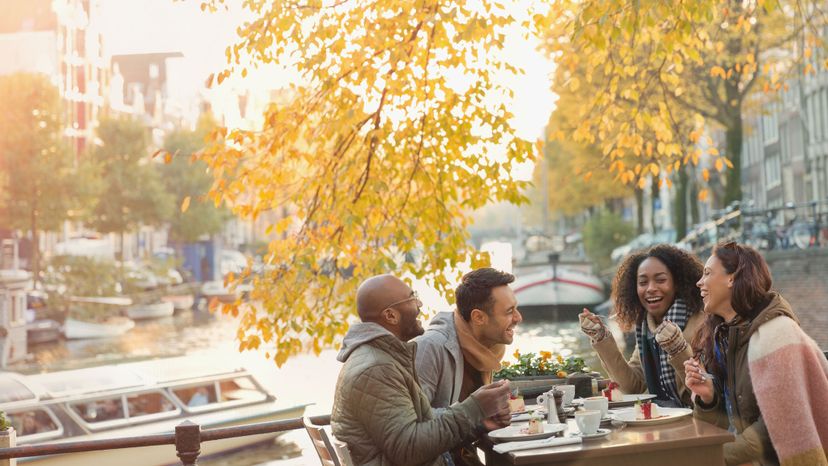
[14,294,623,465]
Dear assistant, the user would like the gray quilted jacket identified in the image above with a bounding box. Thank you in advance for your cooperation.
[331,322,486,466]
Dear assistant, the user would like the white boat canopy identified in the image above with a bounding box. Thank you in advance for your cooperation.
[0,374,37,404]
[30,366,146,399]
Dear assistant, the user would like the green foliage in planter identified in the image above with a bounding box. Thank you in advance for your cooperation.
[494,350,589,379]
[0,411,11,431]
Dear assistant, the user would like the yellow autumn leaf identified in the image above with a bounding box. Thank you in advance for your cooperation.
[180,196,191,213]
[715,158,724,172]
[698,189,709,201]
[702,168,710,182]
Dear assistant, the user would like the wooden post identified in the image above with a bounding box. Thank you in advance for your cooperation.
[0,427,16,466]
[175,421,201,466]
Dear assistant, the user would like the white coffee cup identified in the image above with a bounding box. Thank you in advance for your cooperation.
[575,409,602,435]
[582,396,608,418]
[557,384,576,406]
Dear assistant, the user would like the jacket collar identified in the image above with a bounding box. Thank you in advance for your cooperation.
[337,321,414,367]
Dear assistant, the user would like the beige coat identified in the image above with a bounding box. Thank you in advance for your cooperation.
[591,310,705,407]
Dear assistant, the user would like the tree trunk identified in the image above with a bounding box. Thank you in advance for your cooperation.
[30,206,39,286]
[635,187,644,235]
[650,176,659,234]
[723,68,744,206]
[674,166,689,241]
[689,164,700,226]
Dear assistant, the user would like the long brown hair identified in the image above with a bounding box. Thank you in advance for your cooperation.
[611,244,704,332]
[691,242,773,376]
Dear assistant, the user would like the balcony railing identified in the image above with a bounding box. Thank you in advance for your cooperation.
[0,414,331,466]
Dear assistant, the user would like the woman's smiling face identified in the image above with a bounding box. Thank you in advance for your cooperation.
[636,257,676,321]
[697,253,734,318]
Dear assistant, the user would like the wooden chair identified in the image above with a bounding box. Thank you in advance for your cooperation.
[330,435,355,466]
[303,417,340,466]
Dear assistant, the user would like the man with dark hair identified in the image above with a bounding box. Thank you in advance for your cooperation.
[331,274,512,466]
[415,268,522,465]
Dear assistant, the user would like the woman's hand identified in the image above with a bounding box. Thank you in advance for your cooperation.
[654,320,688,356]
[683,358,715,405]
[579,308,608,342]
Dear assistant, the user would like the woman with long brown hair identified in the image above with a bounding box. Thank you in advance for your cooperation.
[579,244,705,407]
[685,242,828,466]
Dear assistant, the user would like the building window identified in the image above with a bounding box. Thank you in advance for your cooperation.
[762,105,779,144]
[765,153,781,188]
[815,90,824,143]
[822,90,828,142]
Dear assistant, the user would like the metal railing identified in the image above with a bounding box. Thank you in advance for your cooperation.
[0,414,331,466]
[679,199,828,257]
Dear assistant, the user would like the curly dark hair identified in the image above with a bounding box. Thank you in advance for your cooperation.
[456,267,515,321]
[611,243,704,332]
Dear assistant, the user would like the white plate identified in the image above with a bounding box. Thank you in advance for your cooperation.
[612,407,693,425]
[572,394,658,408]
[488,423,567,442]
[513,408,574,422]
[574,428,612,440]
[607,394,657,408]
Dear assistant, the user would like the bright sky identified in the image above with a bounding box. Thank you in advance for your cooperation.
[98,0,556,177]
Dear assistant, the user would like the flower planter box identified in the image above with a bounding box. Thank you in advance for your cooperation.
[497,372,604,399]
[0,427,17,466]
[497,376,567,399]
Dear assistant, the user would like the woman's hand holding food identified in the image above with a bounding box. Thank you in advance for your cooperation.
[579,308,608,342]
[683,358,714,405]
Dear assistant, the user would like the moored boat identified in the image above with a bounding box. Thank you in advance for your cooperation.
[513,267,606,320]
[126,301,174,320]
[160,294,194,312]
[0,356,308,465]
[63,317,135,339]
[25,320,61,345]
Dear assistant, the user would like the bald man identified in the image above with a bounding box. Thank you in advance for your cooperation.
[331,275,512,466]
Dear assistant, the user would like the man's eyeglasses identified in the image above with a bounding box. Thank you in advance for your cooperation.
[383,291,422,311]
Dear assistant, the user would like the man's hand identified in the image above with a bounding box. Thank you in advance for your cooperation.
[470,379,511,418]
[481,409,512,432]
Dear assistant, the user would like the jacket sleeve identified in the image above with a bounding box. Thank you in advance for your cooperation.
[591,335,647,394]
[668,344,693,405]
[724,417,771,465]
[414,336,444,406]
[353,364,485,465]
[692,383,735,438]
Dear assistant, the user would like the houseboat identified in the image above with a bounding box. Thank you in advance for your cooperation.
[0,356,308,465]
[513,267,606,320]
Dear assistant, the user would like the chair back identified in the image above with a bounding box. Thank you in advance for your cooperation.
[304,417,340,466]
[330,435,355,466]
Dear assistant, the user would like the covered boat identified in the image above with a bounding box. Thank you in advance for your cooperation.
[513,267,606,320]
[0,356,307,465]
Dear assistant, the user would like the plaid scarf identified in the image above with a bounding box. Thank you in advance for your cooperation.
[636,298,688,406]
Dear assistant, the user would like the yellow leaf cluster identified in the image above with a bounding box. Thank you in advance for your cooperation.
[198,0,540,365]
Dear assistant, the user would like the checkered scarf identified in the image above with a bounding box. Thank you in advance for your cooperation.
[636,298,688,406]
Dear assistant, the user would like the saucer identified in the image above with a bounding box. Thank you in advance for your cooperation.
[574,428,611,440]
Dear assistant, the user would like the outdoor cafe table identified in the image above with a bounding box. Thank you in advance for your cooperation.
[481,416,734,466]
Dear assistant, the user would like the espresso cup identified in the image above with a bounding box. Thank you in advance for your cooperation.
[557,384,576,406]
[582,396,608,418]
[575,409,602,435]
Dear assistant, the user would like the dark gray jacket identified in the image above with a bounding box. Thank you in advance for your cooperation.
[414,312,464,408]
[331,322,484,466]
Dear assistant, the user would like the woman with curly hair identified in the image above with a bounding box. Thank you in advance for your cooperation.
[579,244,704,407]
